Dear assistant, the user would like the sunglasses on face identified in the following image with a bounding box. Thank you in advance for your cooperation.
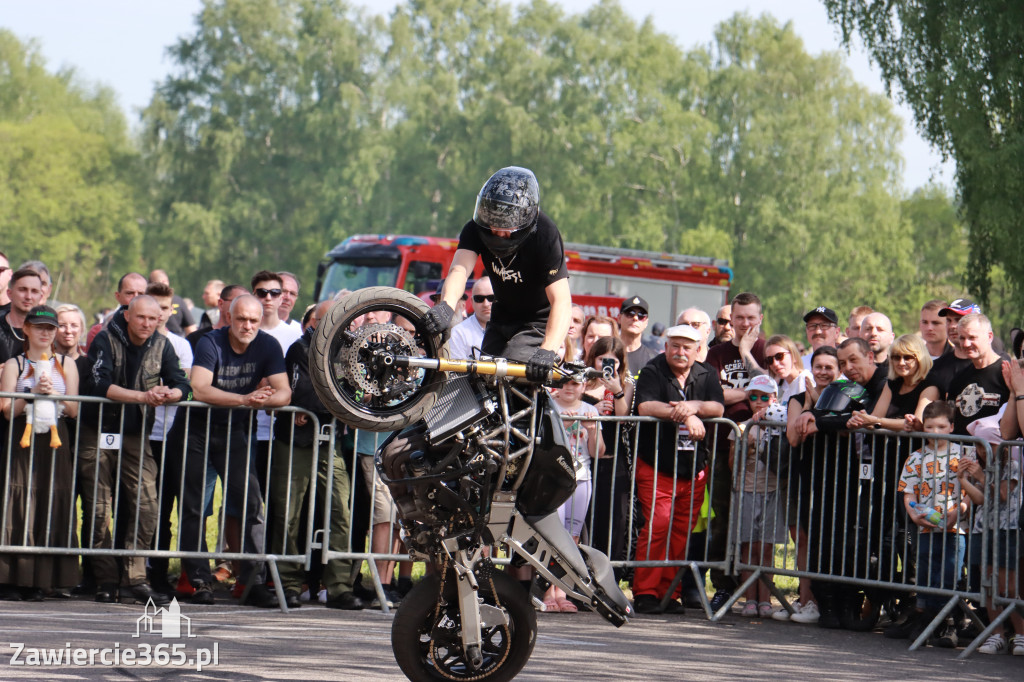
[255,288,282,298]
[716,318,731,326]
[767,351,789,364]
[623,310,648,320]
[473,294,496,304]
[748,394,773,402]
[891,354,917,363]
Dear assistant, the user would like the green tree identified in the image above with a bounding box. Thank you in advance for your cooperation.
[821,0,1024,325]
[140,0,387,297]
[0,30,141,314]
[694,14,913,338]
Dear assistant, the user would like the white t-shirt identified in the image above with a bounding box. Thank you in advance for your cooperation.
[152,331,193,441]
[256,320,303,441]
[779,370,813,405]
[551,399,598,481]
[448,314,486,360]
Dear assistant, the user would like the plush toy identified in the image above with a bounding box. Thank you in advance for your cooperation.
[19,353,62,449]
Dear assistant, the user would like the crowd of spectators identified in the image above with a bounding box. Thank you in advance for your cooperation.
[0,250,1021,656]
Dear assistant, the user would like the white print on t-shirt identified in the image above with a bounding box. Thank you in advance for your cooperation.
[719,359,751,391]
[955,383,1002,418]
[494,263,522,284]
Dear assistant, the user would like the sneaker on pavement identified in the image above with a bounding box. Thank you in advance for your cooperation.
[709,589,731,613]
[932,618,958,648]
[632,594,662,614]
[191,581,215,605]
[772,601,801,621]
[978,634,1007,655]
[1012,634,1024,656]
[741,600,759,617]
[758,602,773,618]
[790,601,820,624]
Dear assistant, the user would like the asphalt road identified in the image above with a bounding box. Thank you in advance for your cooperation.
[0,596,1019,680]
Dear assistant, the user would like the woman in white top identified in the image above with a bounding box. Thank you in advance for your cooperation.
[0,305,80,601]
[764,334,813,405]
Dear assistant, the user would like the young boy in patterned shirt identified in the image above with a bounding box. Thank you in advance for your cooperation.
[894,401,966,646]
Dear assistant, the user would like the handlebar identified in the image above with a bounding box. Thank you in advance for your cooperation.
[388,355,602,384]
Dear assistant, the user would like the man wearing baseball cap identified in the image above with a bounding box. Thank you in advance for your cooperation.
[800,306,841,369]
[619,295,658,377]
[928,298,982,398]
[631,323,724,614]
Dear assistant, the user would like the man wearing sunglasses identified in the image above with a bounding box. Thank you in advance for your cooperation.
[448,277,493,361]
[424,166,570,383]
[620,296,658,377]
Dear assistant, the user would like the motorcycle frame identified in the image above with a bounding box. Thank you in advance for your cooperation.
[381,359,631,664]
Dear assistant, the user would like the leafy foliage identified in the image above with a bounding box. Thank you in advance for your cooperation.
[822,0,1023,330]
[0,30,141,313]
[4,1,972,341]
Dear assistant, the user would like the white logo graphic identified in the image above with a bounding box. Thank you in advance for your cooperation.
[135,598,195,639]
[494,263,522,283]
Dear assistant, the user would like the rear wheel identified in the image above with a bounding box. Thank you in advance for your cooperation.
[309,286,448,432]
[391,571,536,682]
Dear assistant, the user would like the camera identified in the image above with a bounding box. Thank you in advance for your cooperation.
[601,357,616,378]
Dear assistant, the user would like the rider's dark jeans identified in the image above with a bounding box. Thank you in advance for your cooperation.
[180,422,267,586]
[481,319,547,363]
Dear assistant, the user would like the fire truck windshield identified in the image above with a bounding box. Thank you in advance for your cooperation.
[320,258,400,301]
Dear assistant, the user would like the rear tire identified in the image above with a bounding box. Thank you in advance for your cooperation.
[309,286,448,432]
[391,571,536,682]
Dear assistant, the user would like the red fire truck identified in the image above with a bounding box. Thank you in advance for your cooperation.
[314,234,732,326]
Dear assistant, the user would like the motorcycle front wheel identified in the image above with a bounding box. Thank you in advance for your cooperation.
[309,286,448,432]
[391,571,537,682]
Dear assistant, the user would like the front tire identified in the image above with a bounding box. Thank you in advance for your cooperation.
[391,571,537,682]
[309,286,448,432]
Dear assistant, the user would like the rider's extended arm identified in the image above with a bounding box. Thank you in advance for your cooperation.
[539,278,571,352]
[439,249,477,309]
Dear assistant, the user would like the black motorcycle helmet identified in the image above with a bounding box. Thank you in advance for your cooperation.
[814,379,869,414]
[472,166,540,258]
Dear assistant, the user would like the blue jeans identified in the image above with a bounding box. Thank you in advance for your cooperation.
[915,532,965,612]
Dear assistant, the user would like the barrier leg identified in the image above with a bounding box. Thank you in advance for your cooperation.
[957,603,1015,659]
[267,559,288,614]
[908,594,959,651]
[710,569,761,622]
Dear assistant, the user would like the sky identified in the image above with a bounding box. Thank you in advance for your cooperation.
[2,0,953,191]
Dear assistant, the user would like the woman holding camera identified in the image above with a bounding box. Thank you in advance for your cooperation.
[581,336,634,567]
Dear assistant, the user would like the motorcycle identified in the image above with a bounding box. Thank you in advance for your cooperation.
[309,286,633,681]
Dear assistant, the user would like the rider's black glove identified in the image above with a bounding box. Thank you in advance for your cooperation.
[526,348,559,383]
[423,302,454,336]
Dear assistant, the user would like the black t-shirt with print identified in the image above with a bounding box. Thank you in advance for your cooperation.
[457,211,568,325]
[704,339,766,422]
[927,352,972,400]
[947,358,1010,435]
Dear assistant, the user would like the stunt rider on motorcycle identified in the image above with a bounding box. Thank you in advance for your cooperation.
[423,166,571,382]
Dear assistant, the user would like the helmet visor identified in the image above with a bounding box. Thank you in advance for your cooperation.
[473,194,538,233]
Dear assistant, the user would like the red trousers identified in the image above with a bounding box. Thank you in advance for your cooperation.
[633,458,707,599]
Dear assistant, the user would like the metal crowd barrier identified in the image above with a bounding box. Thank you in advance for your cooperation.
[0,393,323,613]
[729,420,1005,651]
[5,391,1020,648]
[958,439,1024,658]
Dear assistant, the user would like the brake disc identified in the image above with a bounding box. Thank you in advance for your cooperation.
[340,322,420,396]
